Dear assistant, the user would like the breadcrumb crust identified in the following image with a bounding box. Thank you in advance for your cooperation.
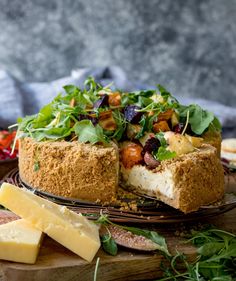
[19,138,119,203]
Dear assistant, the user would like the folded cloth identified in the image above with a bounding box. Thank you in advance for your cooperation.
[0,67,235,137]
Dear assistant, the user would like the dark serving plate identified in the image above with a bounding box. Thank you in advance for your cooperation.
[0,158,18,180]
[1,168,236,224]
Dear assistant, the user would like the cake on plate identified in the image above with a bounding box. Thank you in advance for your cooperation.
[16,78,224,212]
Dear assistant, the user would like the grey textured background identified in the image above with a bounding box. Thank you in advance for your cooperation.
[0,0,236,105]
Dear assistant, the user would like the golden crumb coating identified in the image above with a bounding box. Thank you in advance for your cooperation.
[19,138,119,203]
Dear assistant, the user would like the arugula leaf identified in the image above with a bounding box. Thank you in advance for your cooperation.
[209,116,222,132]
[189,105,214,135]
[110,110,126,141]
[74,120,108,144]
[135,115,152,139]
[155,132,166,147]
[33,127,72,141]
[157,84,171,101]
[197,242,225,256]
[159,227,236,281]
[101,234,118,256]
[155,147,177,161]
[63,83,97,108]
[157,84,179,106]
[178,104,220,135]
[154,132,177,161]
[33,103,54,129]
[63,85,78,95]
[17,115,37,133]
[121,90,155,107]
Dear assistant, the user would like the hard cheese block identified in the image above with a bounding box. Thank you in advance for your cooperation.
[0,183,101,262]
[0,219,43,264]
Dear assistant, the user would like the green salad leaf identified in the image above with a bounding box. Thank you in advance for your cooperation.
[135,115,152,139]
[155,146,177,161]
[16,77,221,148]
[121,90,154,107]
[74,120,108,144]
[159,228,236,281]
[178,104,221,135]
[154,132,177,161]
[101,234,118,256]
[109,110,127,141]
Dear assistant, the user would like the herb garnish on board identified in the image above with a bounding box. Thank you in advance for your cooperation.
[159,228,236,281]
[94,213,236,280]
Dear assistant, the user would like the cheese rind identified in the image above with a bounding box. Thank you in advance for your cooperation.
[0,183,101,262]
[0,219,43,264]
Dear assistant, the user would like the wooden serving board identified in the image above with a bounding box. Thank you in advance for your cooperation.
[0,209,235,281]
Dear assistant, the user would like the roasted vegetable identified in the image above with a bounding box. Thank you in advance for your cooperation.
[120,142,143,169]
[99,110,117,131]
[142,137,160,154]
[126,124,142,140]
[153,121,170,133]
[93,94,109,108]
[124,105,143,124]
[108,92,121,106]
[143,152,160,168]
[158,109,173,121]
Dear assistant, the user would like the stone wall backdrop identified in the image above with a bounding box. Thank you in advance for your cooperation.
[0,0,235,105]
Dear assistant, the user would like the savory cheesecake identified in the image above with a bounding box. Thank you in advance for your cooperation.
[16,78,224,212]
[120,144,224,213]
[19,137,119,203]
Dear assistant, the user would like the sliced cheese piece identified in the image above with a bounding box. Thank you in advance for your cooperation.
[0,183,101,262]
[0,219,43,264]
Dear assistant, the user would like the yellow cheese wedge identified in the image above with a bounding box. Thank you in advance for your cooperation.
[0,219,43,264]
[0,183,101,262]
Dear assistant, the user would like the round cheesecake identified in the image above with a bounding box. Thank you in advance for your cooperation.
[19,137,119,203]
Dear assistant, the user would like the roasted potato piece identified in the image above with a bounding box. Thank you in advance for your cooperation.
[171,111,179,128]
[164,132,195,156]
[99,110,117,131]
[158,109,173,121]
[153,121,170,133]
[185,134,203,148]
[126,123,142,140]
[108,92,121,106]
[120,142,143,169]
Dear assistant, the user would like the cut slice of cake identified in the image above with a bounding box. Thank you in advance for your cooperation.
[120,144,224,213]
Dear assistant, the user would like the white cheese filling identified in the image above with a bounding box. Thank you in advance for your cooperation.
[121,165,174,199]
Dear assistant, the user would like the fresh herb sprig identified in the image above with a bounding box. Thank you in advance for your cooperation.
[158,228,236,281]
[154,132,177,161]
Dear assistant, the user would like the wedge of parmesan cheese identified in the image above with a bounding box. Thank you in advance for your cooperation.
[0,219,43,264]
[0,183,101,262]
